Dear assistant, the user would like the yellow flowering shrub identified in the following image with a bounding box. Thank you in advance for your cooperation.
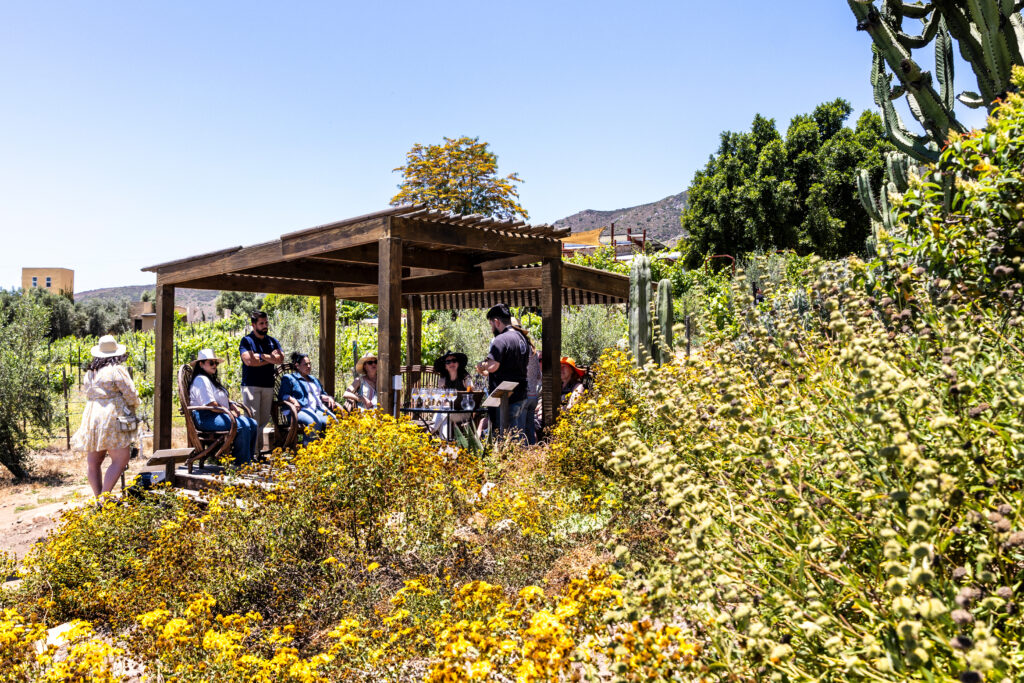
[0,608,123,682]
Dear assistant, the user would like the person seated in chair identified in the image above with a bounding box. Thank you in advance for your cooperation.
[344,353,379,411]
[433,350,472,391]
[189,349,258,466]
[280,352,340,445]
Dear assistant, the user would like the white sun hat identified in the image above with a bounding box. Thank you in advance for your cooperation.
[90,334,126,358]
[190,348,226,366]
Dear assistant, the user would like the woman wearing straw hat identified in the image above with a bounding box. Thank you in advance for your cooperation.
[71,335,142,497]
[188,349,258,465]
[343,353,379,410]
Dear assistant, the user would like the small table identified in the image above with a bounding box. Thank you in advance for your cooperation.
[400,406,487,441]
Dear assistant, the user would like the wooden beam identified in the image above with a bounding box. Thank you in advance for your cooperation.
[393,217,561,257]
[315,243,479,273]
[234,260,387,285]
[150,242,282,285]
[320,294,336,396]
[377,237,402,415]
[562,262,630,299]
[280,216,388,259]
[479,254,542,271]
[540,258,562,427]
[333,267,543,299]
[154,284,175,450]
[406,295,422,366]
[167,274,327,297]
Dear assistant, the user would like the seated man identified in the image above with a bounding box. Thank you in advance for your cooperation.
[279,352,339,445]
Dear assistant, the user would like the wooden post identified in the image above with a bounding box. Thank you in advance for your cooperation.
[377,236,403,414]
[540,257,562,427]
[319,292,336,396]
[154,283,175,450]
[406,295,422,366]
[62,368,70,451]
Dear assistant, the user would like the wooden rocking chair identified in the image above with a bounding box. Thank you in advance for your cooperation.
[398,364,443,407]
[269,363,300,452]
[177,363,252,472]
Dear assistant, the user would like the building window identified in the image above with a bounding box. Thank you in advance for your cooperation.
[45,277,52,288]
[32,277,37,287]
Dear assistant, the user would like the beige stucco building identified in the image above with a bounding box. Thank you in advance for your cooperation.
[22,268,74,296]
[130,301,189,331]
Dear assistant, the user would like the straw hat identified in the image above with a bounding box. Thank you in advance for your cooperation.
[355,353,378,375]
[190,348,226,367]
[560,356,585,378]
[90,334,126,359]
[433,350,468,375]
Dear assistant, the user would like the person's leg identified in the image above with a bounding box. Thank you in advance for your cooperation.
[86,451,106,497]
[102,448,131,493]
[508,400,527,444]
[522,397,539,445]
[293,409,319,445]
[256,386,274,452]
[231,417,257,465]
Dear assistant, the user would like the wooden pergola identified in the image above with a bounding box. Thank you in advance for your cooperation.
[143,205,629,450]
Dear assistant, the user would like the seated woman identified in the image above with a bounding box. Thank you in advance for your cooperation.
[344,353,378,411]
[189,348,258,466]
[280,352,339,445]
[431,350,472,439]
[532,357,587,441]
[433,349,472,390]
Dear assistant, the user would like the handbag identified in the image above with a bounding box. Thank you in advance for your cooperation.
[116,408,140,432]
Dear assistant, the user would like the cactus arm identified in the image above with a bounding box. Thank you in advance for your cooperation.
[936,18,957,109]
[967,0,1012,90]
[895,10,942,48]
[875,64,942,161]
[885,150,912,191]
[654,279,674,365]
[857,169,883,220]
[933,0,999,102]
[900,1,935,19]
[628,255,652,366]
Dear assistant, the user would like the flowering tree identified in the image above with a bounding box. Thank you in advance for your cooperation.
[391,136,529,221]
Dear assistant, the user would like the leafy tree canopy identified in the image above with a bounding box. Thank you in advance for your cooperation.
[214,291,264,319]
[391,136,529,221]
[681,100,894,265]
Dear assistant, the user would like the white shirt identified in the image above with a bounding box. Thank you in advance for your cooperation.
[189,374,230,409]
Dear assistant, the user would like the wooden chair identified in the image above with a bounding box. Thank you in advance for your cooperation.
[398,364,443,407]
[177,363,252,472]
[269,363,300,452]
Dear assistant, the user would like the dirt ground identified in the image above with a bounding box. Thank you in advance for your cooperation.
[0,429,187,560]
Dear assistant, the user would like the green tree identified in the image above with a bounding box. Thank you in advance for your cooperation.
[391,136,529,220]
[215,291,264,319]
[0,295,55,479]
[681,101,894,264]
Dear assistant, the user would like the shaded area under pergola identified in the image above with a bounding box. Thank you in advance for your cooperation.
[143,205,630,449]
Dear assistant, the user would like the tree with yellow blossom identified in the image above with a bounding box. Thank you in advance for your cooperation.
[391,136,529,221]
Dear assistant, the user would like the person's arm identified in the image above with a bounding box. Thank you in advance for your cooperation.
[113,366,141,409]
[343,378,368,407]
[268,339,285,365]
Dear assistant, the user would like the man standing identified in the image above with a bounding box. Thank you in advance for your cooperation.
[239,310,283,453]
[475,303,529,438]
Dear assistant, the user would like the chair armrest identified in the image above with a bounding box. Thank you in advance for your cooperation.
[231,401,253,417]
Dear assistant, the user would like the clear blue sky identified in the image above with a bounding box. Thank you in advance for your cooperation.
[0,1,989,292]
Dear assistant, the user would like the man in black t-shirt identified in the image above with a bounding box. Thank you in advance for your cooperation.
[475,304,529,438]
[239,310,283,453]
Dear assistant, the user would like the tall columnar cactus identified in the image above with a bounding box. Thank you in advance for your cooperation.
[859,150,915,250]
[653,278,674,366]
[848,0,1024,162]
[628,255,652,366]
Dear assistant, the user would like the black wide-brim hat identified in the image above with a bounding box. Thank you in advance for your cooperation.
[433,350,469,375]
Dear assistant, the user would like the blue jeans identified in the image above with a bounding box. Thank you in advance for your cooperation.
[488,399,527,442]
[291,408,337,445]
[192,411,258,466]
[522,396,540,445]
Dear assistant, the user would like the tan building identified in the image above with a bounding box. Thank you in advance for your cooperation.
[22,268,74,296]
[131,301,189,331]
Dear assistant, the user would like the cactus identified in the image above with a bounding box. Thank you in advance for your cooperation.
[848,0,1024,163]
[859,150,914,253]
[628,255,652,366]
[653,279,674,365]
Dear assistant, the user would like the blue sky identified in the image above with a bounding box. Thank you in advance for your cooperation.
[0,1,990,291]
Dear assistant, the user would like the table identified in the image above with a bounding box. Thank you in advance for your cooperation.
[400,406,487,441]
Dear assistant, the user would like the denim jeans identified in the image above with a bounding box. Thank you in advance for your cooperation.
[192,411,258,466]
[488,399,528,442]
[522,396,539,445]
[292,408,337,445]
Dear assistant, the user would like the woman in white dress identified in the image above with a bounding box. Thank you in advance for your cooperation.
[71,335,141,497]
[343,353,379,411]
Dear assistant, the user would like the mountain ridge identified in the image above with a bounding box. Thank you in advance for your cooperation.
[553,191,688,246]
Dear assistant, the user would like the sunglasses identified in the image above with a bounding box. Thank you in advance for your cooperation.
[204,361,220,367]
[365,360,377,366]
[445,359,459,365]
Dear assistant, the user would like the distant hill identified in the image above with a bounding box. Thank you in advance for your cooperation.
[76,285,220,318]
[553,191,688,247]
